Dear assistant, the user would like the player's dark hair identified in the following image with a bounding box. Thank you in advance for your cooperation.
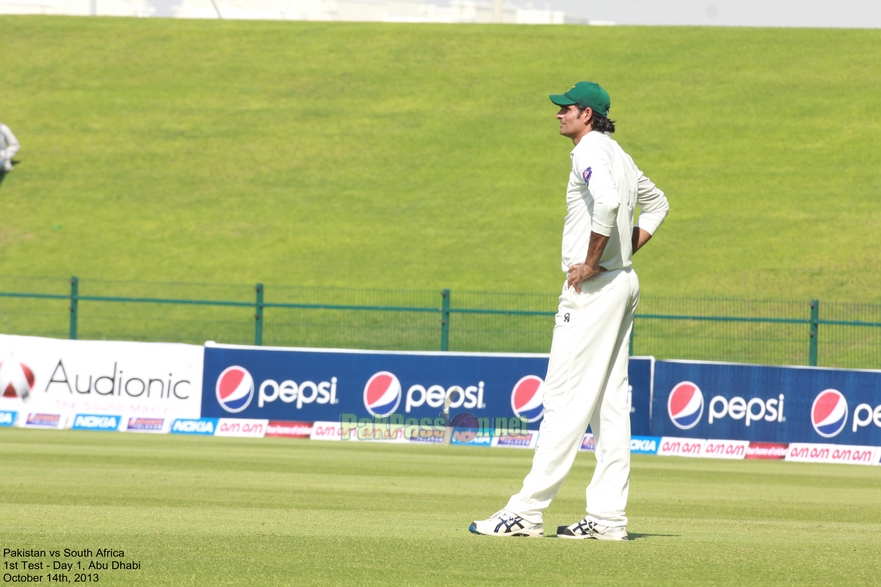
[578,105,616,134]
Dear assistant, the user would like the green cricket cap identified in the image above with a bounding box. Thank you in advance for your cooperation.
[549,81,611,117]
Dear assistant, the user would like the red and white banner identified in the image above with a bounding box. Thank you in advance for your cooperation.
[701,439,749,459]
[215,418,268,438]
[265,420,313,438]
[310,420,348,441]
[745,442,789,460]
[0,334,203,424]
[307,419,420,442]
[658,437,706,457]
[785,442,879,466]
[354,424,409,443]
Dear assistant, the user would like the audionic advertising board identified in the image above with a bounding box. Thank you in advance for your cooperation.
[0,334,204,424]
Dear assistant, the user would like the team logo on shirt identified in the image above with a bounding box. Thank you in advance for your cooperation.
[582,167,592,185]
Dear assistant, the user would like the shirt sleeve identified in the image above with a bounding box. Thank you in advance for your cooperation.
[634,170,669,235]
[573,146,619,237]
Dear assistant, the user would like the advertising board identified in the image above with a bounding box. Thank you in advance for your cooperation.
[201,343,654,435]
[652,360,881,445]
[0,334,204,424]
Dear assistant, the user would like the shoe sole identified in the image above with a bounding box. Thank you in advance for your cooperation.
[556,527,628,541]
[556,533,628,541]
[469,523,543,538]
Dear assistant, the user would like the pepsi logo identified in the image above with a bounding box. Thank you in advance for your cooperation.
[216,366,254,413]
[363,371,402,417]
[811,389,848,438]
[0,360,35,401]
[511,375,544,423]
[668,381,704,430]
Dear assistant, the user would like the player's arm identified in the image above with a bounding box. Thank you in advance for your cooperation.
[568,231,610,293]
[632,227,652,254]
[632,170,669,254]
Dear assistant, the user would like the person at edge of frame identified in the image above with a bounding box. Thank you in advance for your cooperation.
[0,121,21,173]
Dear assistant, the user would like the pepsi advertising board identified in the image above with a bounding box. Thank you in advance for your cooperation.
[202,344,654,432]
[628,357,652,437]
[653,360,881,445]
[202,344,549,424]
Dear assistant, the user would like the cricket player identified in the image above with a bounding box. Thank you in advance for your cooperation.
[470,81,670,540]
[0,122,20,173]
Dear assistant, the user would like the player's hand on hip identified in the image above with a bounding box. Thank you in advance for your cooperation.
[567,264,604,293]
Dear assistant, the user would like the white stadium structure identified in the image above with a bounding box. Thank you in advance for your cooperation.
[0,0,568,24]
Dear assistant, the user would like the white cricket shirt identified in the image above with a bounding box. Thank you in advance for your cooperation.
[561,131,669,272]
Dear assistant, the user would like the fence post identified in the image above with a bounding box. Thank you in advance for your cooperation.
[69,276,79,340]
[809,299,819,366]
[440,289,450,351]
[255,283,264,346]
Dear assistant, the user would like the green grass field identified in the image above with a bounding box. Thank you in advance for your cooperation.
[2,428,879,586]
[2,17,880,302]
[3,17,880,587]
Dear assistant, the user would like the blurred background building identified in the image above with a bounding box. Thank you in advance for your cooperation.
[0,0,567,24]
[0,0,877,27]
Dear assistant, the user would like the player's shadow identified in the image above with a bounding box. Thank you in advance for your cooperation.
[626,533,680,541]
[548,533,679,540]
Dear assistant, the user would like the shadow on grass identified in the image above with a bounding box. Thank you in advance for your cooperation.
[626,533,680,541]
[546,533,680,540]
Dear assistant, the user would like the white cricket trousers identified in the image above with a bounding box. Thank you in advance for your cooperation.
[506,267,639,527]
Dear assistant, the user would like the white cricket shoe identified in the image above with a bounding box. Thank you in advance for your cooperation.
[556,517,628,541]
[469,509,544,538]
